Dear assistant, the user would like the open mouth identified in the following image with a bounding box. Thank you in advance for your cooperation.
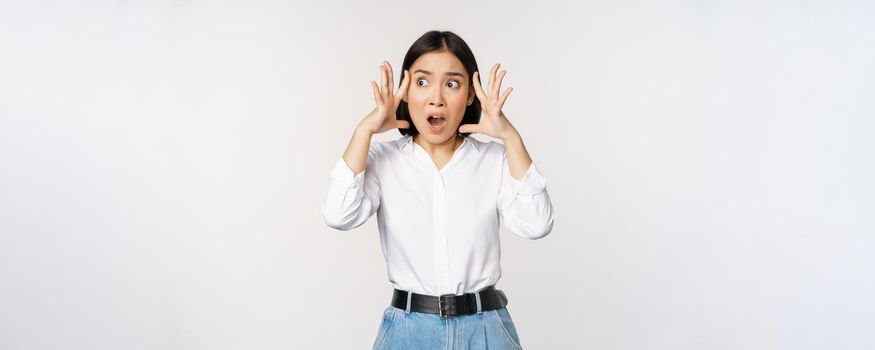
[424,109,449,134]
[426,115,447,133]
[427,115,446,127]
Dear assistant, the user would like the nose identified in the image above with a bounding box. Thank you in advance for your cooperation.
[428,86,445,107]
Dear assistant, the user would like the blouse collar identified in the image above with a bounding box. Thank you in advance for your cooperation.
[396,134,480,154]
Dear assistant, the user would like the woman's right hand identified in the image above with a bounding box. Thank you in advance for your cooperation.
[358,61,410,134]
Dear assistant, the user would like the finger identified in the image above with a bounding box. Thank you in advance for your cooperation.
[488,63,500,97]
[371,81,383,105]
[385,61,394,95]
[394,70,410,103]
[498,86,513,110]
[472,71,487,102]
[380,64,389,95]
[458,123,480,134]
[493,70,507,97]
[395,120,410,129]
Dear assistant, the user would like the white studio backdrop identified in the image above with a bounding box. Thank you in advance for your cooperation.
[1,0,873,349]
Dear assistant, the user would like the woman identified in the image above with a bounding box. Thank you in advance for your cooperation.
[322,30,555,350]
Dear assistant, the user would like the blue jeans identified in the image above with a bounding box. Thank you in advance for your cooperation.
[372,305,524,349]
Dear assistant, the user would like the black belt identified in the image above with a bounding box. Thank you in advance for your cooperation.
[390,285,508,318]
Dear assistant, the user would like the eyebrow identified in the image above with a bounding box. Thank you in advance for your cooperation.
[413,69,465,77]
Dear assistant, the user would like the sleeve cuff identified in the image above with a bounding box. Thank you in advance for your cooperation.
[509,161,547,196]
[330,157,365,188]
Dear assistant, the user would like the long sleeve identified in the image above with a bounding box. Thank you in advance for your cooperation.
[496,149,555,240]
[322,145,381,231]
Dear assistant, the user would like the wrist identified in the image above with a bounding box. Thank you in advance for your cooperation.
[355,121,376,137]
[498,127,520,142]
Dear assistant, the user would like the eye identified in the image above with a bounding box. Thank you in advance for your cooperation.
[417,79,429,87]
[447,80,460,88]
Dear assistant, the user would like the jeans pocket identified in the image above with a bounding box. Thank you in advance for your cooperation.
[491,308,523,350]
[372,306,397,350]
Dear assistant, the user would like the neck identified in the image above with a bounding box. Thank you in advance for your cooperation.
[413,134,462,156]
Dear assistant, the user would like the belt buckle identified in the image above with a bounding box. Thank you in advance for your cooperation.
[437,294,453,318]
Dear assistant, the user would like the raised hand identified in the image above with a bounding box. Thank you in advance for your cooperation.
[458,63,516,140]
[359,61,411,135]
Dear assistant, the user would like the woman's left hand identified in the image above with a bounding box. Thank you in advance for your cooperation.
[459,63,518,140]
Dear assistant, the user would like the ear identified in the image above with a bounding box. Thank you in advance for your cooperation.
[466,85,475,106]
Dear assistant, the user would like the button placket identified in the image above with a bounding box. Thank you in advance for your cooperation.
[432,172,451,292]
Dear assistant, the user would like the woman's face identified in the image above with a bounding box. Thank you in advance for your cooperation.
[404,50,475,144]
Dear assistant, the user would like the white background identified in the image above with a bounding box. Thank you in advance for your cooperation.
[1,0,873,349]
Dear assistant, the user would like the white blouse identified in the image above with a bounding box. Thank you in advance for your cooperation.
[322,134,554,296]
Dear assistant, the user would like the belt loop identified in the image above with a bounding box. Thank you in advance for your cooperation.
[405,291,412,314]
[474,291,482,314]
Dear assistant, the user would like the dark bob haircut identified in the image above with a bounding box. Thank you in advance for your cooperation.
[396,31,481,139]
